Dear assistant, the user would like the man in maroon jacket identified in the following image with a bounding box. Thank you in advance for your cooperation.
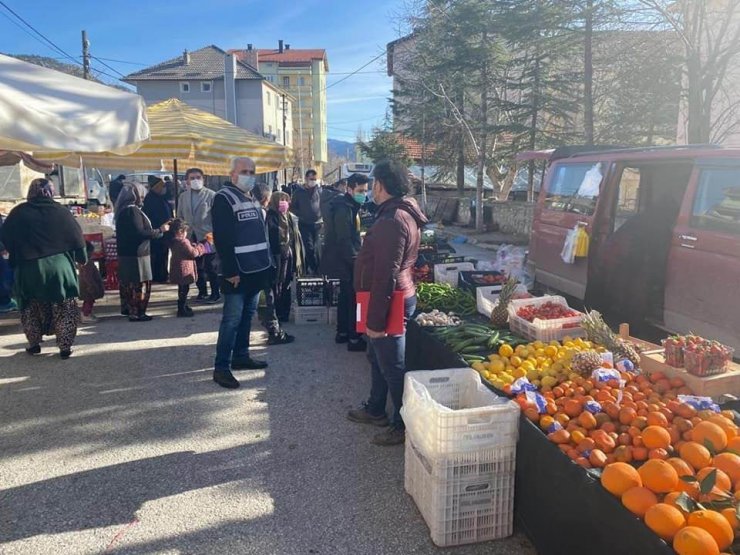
[347,160,428,445]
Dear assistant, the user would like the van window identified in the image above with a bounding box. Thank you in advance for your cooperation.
[692,168,740,236]
[61,167,85,198]
[544,162,603,215]
[614,167,641,231]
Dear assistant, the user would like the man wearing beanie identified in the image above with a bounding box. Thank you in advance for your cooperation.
[142,175,173,283]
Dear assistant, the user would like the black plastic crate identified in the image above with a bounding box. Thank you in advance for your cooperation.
[325,278,340,306]
[295,278,327,306]
[458,271,507,294]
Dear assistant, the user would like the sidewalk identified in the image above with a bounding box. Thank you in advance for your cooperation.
[0,286,534,555]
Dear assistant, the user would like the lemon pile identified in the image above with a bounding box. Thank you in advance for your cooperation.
[471,337,604,391]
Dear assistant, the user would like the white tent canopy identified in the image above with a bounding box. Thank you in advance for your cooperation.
[0,53,149,154]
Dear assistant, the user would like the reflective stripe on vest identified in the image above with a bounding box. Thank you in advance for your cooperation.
[217,187,272,275]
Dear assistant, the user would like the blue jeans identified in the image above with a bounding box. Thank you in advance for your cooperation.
[365,295,417,429]
[214,290,260,372]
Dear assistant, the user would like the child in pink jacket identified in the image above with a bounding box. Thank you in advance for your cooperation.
[167,219,206,317]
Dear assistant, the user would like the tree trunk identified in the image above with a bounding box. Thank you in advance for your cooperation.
[686,50,706,143]
[529,47,541,203]
[584,0,594,146]
[456,89,466,194]
[476,33,489,233]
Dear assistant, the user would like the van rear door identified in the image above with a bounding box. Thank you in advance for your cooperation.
[664,162,740,351]
[530,160,607,298]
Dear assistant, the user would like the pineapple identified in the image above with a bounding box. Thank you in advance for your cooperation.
[571,350,603,376]
[581,310,641,367]
[490,278,518,328]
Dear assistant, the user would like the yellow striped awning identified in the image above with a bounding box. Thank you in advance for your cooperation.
[38,98,289,175]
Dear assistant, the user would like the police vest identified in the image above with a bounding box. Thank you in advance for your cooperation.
[217,187,272,274]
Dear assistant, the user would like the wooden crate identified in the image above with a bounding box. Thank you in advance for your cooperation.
[618,324,740,399]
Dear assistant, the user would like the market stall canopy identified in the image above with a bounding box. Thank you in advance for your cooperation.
[44,98,289,175]
[0,151,53,173]
[0,53,148,154]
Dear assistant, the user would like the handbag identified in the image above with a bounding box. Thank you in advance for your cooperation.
[356,290,406,336]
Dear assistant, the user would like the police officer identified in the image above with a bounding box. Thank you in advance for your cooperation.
[211,157,272,389]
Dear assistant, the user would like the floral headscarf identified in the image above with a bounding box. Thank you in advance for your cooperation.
[27,178,55,200]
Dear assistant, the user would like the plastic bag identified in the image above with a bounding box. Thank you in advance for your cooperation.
[678,395,721,413]
[560,228,577,264]
[494,244,527,278]
[592,368,621,383]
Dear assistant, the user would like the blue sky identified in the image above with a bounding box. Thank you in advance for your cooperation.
[0,0,408,143]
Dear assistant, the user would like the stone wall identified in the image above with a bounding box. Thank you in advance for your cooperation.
[488,201,535,236]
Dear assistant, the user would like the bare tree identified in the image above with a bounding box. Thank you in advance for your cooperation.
[638,0,740,143]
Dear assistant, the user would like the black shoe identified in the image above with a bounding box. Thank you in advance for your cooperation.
[347,338,367,352]
[195,293,208,303]
[371,426,406,446]
[267,331,295,345]
[129,314,153,322]
[347,404,389,427]
[213,370,240,389]
[120,308,130,316]
[231,357,268,370]
[177,306,194,318]
[25,345,41,355]
[60,350,72,360]
[335,333,349,344]
[205,294,222,305]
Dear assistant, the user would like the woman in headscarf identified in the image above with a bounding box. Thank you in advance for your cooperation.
[265,191,304,326]
[115,184,170,322]
[0,178,86,358]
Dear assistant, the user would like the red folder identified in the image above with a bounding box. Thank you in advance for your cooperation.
[356,291,406,336]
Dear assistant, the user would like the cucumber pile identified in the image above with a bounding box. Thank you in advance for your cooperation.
[430,323,526,364]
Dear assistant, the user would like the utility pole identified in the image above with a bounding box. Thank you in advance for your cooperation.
[583,0,594,146]
[81,30,90,80]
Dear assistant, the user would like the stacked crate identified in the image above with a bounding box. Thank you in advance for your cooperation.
[292,278,329,324]
[401,368,520,547]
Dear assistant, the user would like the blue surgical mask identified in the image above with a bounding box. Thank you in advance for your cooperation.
[236,174,256,191]
[353,193,366,204]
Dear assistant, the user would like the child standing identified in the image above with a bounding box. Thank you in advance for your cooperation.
[79,241,105,323]
[168,219,206,317]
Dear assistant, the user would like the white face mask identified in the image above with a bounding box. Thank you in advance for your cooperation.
[236,174,256,191]
[189,179,204,191]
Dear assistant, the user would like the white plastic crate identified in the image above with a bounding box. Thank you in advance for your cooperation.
[405,434,515,547]
[291,304,329,325]
[434,262,474,286]
[401,368,520,456]
[328,306,337,326]
[507,295,585,342]
[476,284,529,317]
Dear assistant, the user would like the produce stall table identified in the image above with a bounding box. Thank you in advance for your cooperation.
[405,320,674,555]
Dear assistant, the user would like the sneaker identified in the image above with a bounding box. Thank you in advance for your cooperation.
[60,350,73,360]
[25,345,41,355]
[346,404,389,427]
[205,294,222,305]
[335,333,349,344]
[177,306,194,318]
[213,370,240,389]
[231,357,268,370]
[347,338,367,352]
[371,426,406,446]
[0,300,18,313]
[120,308,130,316]
[81,314,99,324]
[267,331,295,345]
[195,293,209,303]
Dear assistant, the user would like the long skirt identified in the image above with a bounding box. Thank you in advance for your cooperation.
[120,281,152,318]
[20,298,80,351]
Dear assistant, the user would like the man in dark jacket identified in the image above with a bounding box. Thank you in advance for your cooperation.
[290,169,322,275]
[211,157,271,389]
[321,173,369,350]
[346,160,428,446]
[142,175,173,283]
[319,179,346,223]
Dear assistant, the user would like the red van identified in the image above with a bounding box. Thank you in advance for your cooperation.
[527,145,740,351]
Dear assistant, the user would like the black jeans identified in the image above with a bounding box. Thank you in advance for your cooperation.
[365,295,417,429]
[178,283,190,308]
[337,279,359,340]
[298,221,321,275]
[196,253,219,297]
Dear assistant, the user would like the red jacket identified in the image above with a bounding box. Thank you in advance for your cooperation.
[169,236,205,286]
[354,196,428,332]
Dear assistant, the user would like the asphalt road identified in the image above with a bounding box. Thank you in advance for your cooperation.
[0,286,535,555]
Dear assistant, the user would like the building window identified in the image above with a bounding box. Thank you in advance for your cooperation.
[201,82,211,93]
[267,91,271,105]
[282,76,290,87]
[180,82,190,93]
[299,76,305,86]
